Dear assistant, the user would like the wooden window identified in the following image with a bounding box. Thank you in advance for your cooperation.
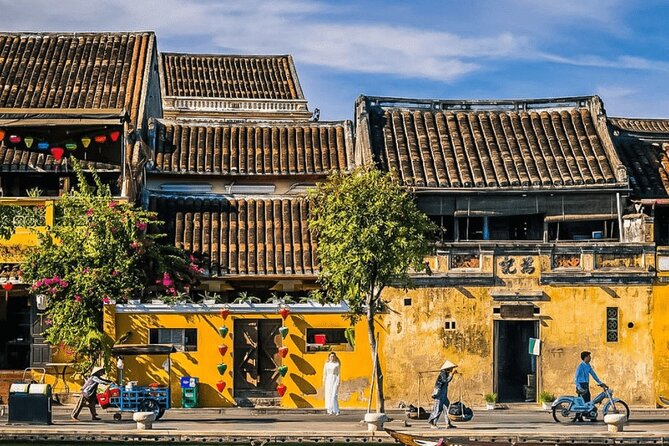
[149,328,197,352]
[444,320,456,330]
[606,307,618,343]
[305,328,354,352]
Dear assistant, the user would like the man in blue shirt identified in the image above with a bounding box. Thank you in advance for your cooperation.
[575,351,604,403]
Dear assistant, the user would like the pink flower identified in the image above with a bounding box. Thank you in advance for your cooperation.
[111,227,117,234]
[86,208,94,217]
[44,278,53,286]
[74,295,82,302]
[189,263,200,272]
[161,272,174,287]
[109,201,117,209]
[112,270,119,277]
[102,295,110,304]
[61,281,68,288]
[84,267,91,274]
[35,279,44,288]
[135,222,147,231]
[189,254,196,262]
[131,241,140,249]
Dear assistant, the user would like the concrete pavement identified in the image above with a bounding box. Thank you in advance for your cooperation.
[0,405,668,444]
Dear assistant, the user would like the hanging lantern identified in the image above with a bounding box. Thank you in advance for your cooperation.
[278,346,288,358]
[50,147,65,161]
[218,326,229,337]
[220,307,231,320]
[0,129,5,140]
[9,135,21,144]
[218,345,228,356]
[279,307,290,320]
[2,282,13,291]
[37,141,49,151]
[276,383,287,397]
[279,326,289,339]
[278,365,288,377]
[216,381,226,392]
[94,135,107,144]
[65,142,77,151]
[81,136,91,148]
[216,363,228,375]
[24,136,34,148]
[109,130,121,142]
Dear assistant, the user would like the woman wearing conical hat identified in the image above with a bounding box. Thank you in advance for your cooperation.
[427,360,458,429]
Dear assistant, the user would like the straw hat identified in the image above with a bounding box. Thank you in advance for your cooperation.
[440,360,458,370]
[91,366,106,376]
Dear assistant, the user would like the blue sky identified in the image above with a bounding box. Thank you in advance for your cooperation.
[3,0,668,120]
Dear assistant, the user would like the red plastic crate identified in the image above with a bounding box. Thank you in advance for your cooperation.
[314,334,327,345]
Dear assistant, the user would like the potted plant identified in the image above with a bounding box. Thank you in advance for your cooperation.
[484,392,497,410]
[539,391,555,410]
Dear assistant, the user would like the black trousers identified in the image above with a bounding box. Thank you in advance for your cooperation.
[577,382,591,402]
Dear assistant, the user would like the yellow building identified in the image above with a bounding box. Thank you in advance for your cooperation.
[354,95,665,407]
[104,302,379,408]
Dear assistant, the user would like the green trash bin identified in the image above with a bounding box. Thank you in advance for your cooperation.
[180,377,198,408]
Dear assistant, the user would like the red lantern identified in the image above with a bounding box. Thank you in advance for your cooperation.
[9,135,21,144]
[278,346,288,358]
[279,307,290,320]
[110,130,121,142]
[0,129,5,140]
[2,282,13,291]
[216,381,226,392]
[50,147,65,161]
[218,345,228,356]
[276,383,287,397]
[220,308,231,320]
[94,135,107,144]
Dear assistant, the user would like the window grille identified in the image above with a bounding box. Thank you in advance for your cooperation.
[606,307,618,342]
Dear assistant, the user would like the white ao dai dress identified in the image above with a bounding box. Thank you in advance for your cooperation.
[323,361,340,415]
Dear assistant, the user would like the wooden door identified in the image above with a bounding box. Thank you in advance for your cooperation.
[233,319,281,396]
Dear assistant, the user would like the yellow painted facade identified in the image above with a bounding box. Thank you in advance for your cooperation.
[381,249,657,408]
[103,304,381,409]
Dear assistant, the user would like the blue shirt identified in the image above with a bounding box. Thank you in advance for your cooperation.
[574,361,602,385]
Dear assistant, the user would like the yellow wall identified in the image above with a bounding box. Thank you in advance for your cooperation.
[105,305,381,409]
[652,281,669,403]
[382,251,655,408]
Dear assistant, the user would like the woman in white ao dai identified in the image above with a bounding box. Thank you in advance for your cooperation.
[323,352,340,415]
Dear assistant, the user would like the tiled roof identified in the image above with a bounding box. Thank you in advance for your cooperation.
[0,32,155,125]
[0,146,118,172]
[160,53,303,100]
[359,96,626,190]
[152,120,353,175]
[609,117,669,134]
[152,195,317,277]
[609,118,669,198]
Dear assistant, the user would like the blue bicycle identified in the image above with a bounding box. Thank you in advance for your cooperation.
[552,383,630,423]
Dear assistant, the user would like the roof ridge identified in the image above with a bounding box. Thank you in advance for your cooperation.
[361,95,599,112]
[0,31,155,37]
[160,52,292,58]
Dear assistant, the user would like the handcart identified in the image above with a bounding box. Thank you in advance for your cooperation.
[101,344,176,422]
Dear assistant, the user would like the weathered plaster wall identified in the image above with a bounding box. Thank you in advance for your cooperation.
[381,252,655,408]
[652,282,669,402]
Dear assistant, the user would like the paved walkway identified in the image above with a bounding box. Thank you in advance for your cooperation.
[0,406,668,444]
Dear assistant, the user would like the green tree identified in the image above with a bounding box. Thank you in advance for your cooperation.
[21,161,198,373]
[308,166,434,413]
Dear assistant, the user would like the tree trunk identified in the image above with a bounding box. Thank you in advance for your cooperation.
[366,301,385,413]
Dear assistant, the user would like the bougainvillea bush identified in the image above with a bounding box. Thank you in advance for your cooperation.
[21,161,198,373]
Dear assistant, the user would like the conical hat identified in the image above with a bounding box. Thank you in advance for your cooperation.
[91,366,106,376]
[440,360,458,370]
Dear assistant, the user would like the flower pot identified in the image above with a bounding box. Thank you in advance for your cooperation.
[541,401,553,411]
[486,402,496,410]
[363,413,387,432]
[203,299,216,305]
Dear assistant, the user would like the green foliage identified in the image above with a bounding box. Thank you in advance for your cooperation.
[308,165,434,412]
[233,291,261,304]
[21,160,198,373]
[308,165,434,317]
[539,391,556,403]
[344,327,356,349]
[484,392,498,403]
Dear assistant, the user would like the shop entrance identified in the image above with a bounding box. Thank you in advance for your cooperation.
[233,319,281,397]
[0,296,31,370]
[494,320,538,402]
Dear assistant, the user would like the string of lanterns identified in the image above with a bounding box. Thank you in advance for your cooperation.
[0,129,121,161]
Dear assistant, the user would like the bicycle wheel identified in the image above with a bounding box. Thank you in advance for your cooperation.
[603,399,630,420]
[552,401,574,423]
[138,398,161,419]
